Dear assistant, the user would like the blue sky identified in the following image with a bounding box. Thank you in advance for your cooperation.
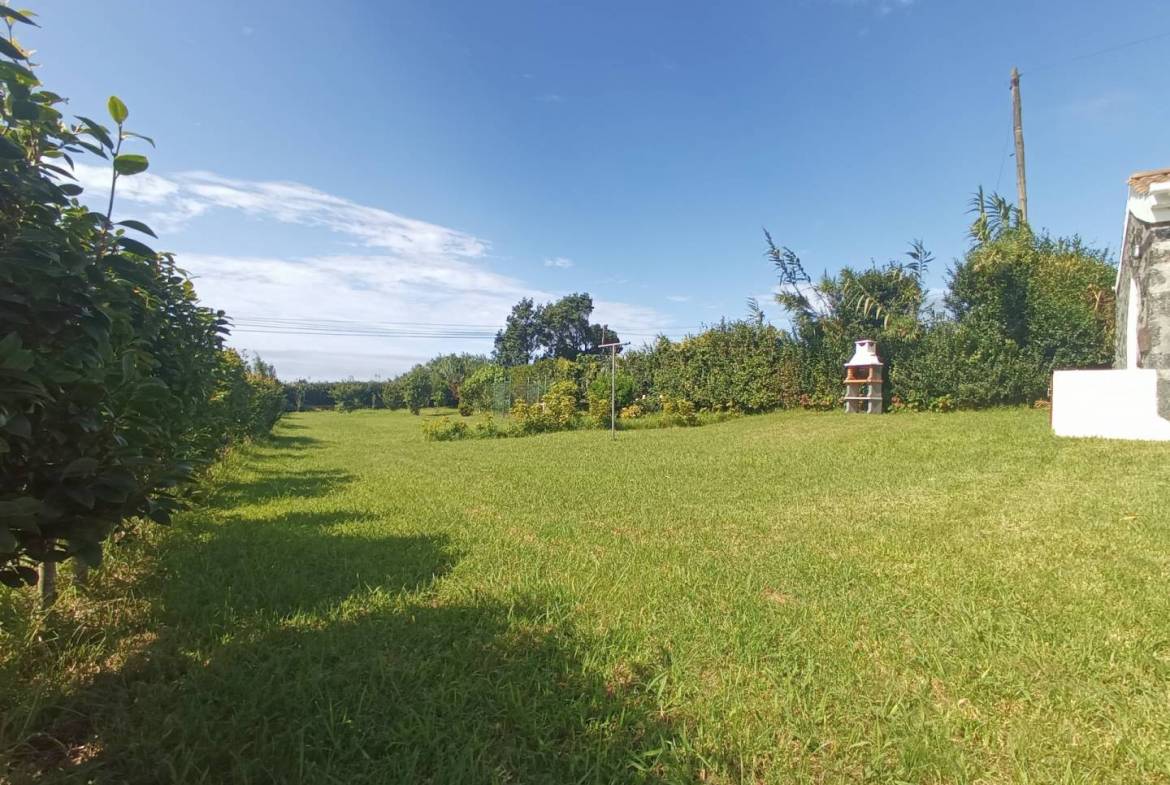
[27,0,1170,378]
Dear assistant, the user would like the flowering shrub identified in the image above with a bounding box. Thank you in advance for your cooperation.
[587,391,611,428]
[660,395,699,427]
[421,417,468,441]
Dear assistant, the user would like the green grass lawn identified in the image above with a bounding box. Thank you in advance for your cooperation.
[3,408,1170,783]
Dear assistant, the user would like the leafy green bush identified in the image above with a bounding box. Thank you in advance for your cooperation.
[625,320,786,413]
[459,363,507,412]
[542,380,577,429]
[660,395,699,427]
[587,390,611,428]
[474,413,505,438]
[421,417,468,441]
[892,319,1044,410]
[402,367,432,415]
[0,20,280,591]
[587,372,635,410]
[331,381,370,413]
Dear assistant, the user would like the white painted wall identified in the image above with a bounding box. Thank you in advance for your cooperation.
[1052,369,1170,441]
[1128,182,1170,224]
[1126,277,1140,369]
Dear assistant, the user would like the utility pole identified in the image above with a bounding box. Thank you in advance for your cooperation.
[598,325,627,441]
[1010,66,1028,224]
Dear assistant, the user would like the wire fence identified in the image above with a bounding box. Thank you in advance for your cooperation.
[486,380,553,413]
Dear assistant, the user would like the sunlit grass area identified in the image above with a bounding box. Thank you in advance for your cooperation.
[3,408,1169,783]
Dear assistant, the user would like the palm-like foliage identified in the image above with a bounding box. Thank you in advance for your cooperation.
[968,188,1025,246]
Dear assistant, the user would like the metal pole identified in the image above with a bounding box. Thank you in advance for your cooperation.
[597,337,627,441]
[610,343,616,440]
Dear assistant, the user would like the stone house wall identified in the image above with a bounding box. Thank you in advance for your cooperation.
[1116,213,1170,417]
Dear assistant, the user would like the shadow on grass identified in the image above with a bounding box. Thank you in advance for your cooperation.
[209,468,353,507]
[14,592,699,783]
[4,428,703,784]
[264,432,321,449]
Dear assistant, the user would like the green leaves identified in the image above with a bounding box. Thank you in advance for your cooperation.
[115,235,156,257]
[75,116,114,150]
[0,36,28,60]
[0,9,285,597]
[0,133,24,159]
[116,219,157,238]
[107,95,128,125]
[122,131,156,148]
[0,6,37,26]
[113,153,149,175]
[62,457,100,478]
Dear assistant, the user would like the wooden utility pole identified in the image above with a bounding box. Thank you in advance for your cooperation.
[1010,66,1028,224]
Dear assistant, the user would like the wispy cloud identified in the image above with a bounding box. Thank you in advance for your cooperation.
[832,0,917,15]
[72,163,488,257]
[535,93,565,103]
[1063,89,1139,120]
[665,294,691,303]
[71,165,678,377]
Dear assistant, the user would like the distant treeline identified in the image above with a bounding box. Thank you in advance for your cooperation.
[291,190,1115,418]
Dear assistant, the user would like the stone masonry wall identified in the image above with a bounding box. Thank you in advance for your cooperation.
[1117,214,1170,417]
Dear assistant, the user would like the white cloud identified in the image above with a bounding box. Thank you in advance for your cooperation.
[72,163,487,257]
[831,0,916,14]
[1063,89,1139,120]
[544,256,574,268]
[665,294,691,303]
[72,164,679,378]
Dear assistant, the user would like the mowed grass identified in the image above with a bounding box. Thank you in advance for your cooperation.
[2,408,1170,783]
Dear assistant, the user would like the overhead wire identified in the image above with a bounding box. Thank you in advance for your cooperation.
[227,314,708,340]
[1019,30,1170,77]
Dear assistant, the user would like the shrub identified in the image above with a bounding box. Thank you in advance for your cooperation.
[587,390,611,428]
[474,413,505,438]
[660,395,699,427]
[587,372,636,410]
[509,400,552,435]
[458,401,473,417]
[0,31,280,590]
[619,404,643,420]
[892,320,1044,410]
[402,367,432,415]
[381,380,405,410]
[421,417,468,441]
[460,364,506,412]
[543,381,577,429]
[331,381,368,413]
[509,381,579,434]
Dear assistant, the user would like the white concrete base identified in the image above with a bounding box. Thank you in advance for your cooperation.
[1052,369,1170,441]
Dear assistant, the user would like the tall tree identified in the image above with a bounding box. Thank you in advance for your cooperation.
[493,293,618,364]
[536,292,596,361]
[493,297,539,366]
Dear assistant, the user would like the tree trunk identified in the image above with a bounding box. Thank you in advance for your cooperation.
[73,559,89,589]
[39,558,57,609]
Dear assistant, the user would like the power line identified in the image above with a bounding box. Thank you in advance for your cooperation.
[227,314,706,340]
[993,129,1012,194]
[1021,30,1170,76]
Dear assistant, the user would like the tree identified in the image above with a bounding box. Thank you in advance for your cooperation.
[493,298,539,366]
[402,367,433,414]
[493,293,618,365]
[428,353,486,407]
[330,381,367,413]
